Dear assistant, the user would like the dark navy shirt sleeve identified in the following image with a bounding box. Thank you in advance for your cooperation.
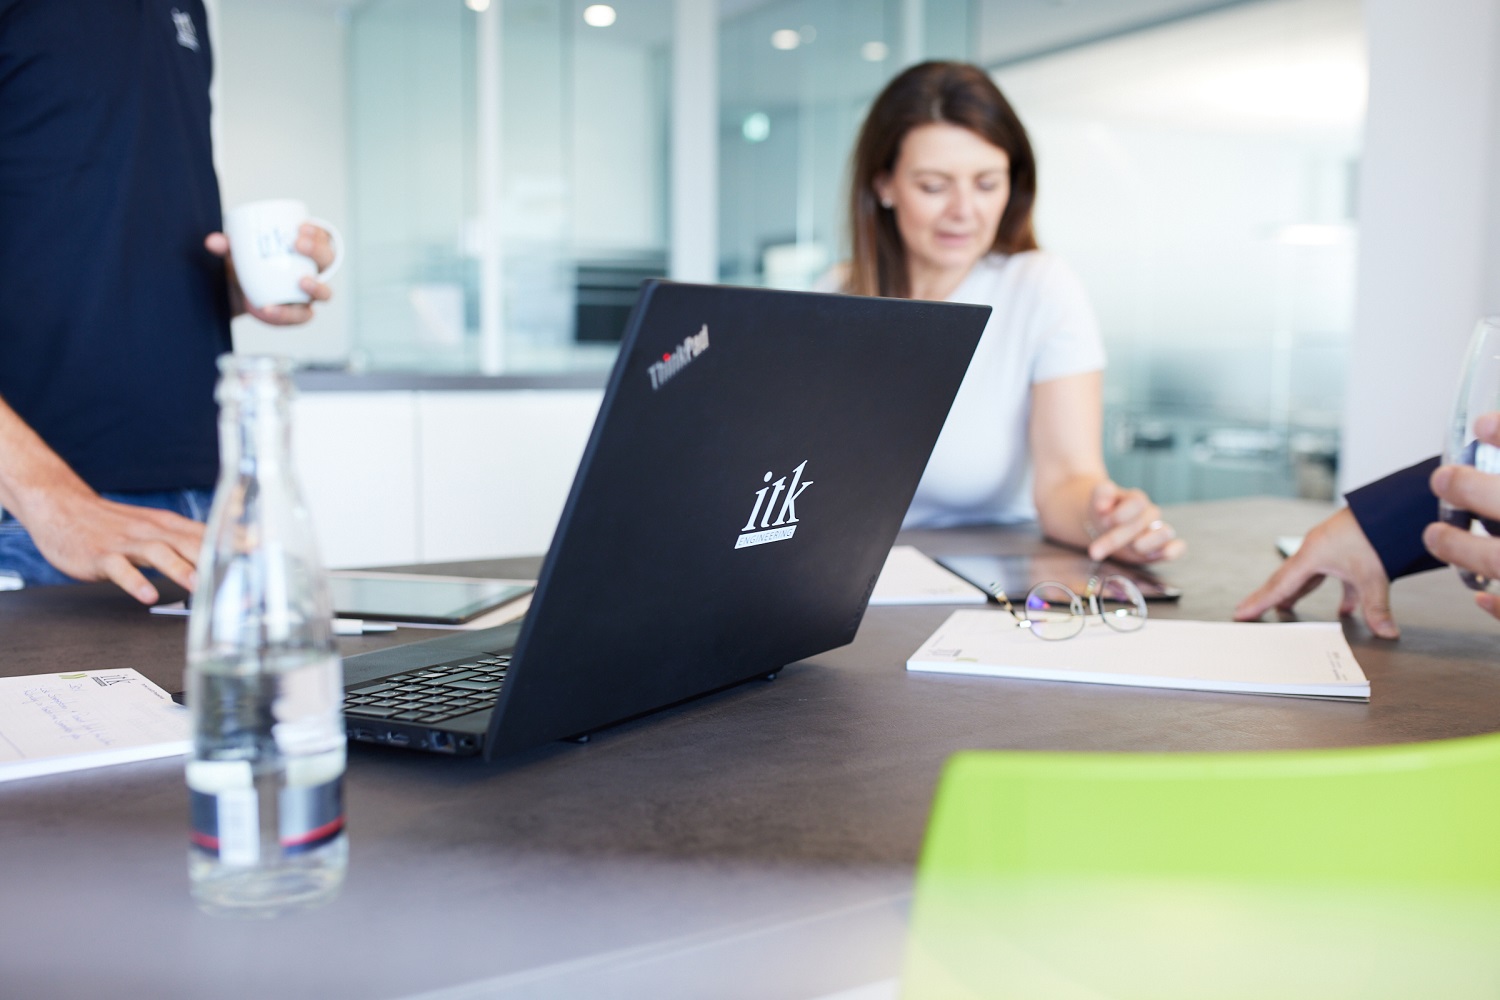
[1345,456,1445,581]
[0,0,232,492]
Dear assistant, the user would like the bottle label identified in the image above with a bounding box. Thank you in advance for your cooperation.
[189,774,344,859]
[279,773,346,855]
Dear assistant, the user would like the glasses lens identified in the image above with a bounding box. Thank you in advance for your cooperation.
[1025,582,1084,640]
[1097,575,1148,632]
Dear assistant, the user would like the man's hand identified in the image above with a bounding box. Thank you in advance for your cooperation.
[21,485,204,605]
[205,222,335,325]
[1424,412,1500,621]
[1086,480,1186,565]
[1233,507,1398,638]
[0,395,203,604]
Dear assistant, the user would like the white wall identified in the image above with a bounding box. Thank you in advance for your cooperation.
[1340,0,1500,489]
[210,0,352,364]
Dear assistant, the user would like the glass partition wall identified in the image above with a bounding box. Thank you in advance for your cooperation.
[993,0,1363,502]
[337,0,1362,504]
[347,0,672,375]
[345,0,968,373]
[718,0,972,289]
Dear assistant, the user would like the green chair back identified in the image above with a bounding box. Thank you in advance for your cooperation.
[904,734,1500,999]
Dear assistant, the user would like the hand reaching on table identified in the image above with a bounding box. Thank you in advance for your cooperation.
[1233,507,1398,639]
[19,484,202,604]
[0,396,201,604]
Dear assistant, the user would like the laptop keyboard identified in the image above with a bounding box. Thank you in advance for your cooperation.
[345,652,512,725]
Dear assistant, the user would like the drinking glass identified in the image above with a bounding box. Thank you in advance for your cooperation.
[1441,316,1500,592]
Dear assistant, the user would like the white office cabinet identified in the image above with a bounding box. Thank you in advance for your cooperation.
[291,389,602,568]
[416,391,602,563]
[292,392,420,569]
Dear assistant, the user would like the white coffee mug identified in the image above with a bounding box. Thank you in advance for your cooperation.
[223,199,344,308]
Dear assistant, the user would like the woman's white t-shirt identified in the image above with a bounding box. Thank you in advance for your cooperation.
[903,250,1105,528]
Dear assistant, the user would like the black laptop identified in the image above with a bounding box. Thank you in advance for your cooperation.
[341,280,988,759]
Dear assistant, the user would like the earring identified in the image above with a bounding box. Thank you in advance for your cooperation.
[880,197,893,209]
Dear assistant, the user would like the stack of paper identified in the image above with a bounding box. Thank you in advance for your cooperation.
[0,669,191,782]
[908,611,1370,701]
[870,546,987,606]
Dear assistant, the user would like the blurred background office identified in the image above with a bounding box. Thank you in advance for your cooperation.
[201,0,1500,566]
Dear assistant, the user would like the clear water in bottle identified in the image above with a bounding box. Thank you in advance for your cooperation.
[186,355,347,916]
[188,651,347,916]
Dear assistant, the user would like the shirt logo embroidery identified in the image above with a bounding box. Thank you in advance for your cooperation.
[172,8,200,51]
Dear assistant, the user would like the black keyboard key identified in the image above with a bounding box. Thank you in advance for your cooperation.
[438,671,479,684]
[448,680,502,693]
[348,705,402,718]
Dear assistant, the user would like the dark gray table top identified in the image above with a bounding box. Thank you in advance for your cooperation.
[2,498,1496,999]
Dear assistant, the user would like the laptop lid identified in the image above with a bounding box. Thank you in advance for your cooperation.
[482,280,987,757]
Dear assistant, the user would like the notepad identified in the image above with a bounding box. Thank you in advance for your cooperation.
[907,612,1370,701]
[0,669,191,782]
[869,546,988,605]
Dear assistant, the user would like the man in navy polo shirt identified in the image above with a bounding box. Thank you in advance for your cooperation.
[0,0,333,603]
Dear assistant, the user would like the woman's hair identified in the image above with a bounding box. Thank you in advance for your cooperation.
[845,61,1039,298]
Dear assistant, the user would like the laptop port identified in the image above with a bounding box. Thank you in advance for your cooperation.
[384,731,410,746]
[426,732,457,754]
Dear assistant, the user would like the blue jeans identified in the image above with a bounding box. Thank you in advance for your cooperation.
[0,487,214,588]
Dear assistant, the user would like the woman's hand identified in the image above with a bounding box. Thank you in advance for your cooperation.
[1085,480,1186,564]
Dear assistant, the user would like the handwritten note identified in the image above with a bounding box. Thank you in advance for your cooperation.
[0,669,191,782]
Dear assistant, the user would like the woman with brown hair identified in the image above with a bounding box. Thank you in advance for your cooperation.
[832,61,1182,564]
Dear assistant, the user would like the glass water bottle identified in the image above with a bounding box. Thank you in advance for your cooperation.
[186,355,347,916]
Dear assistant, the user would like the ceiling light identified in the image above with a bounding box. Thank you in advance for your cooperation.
[583,4,616,27]
[465,0,490,11]
[1271,223,1355,246]
[771,29,800,51]
[742,112,771,143]
[861,41,889,62]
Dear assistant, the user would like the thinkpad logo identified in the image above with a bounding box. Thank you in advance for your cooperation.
[648,325,709,390]
[735,461,813,549]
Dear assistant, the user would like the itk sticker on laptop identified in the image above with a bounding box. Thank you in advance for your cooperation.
[736,461,812,549]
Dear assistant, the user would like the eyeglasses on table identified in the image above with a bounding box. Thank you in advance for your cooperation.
[988,574,1148,640]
